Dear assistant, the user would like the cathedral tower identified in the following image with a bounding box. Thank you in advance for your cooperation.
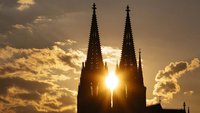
[77,3,110,113]
[78,4,186,113]
[114,5,146,113]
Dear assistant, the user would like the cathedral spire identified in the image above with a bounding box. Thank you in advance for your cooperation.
[120,5,137,68]
[86,3,103,70]
[183,102,186,111]
[138,49,144,85]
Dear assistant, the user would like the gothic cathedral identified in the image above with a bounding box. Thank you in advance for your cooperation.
[78,3,189,113]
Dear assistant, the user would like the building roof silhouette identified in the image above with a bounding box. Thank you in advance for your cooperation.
[146,103,186,113]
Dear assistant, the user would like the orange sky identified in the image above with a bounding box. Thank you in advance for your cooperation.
[0,0,199,113]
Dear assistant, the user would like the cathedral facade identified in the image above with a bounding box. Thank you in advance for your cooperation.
[77,3,189,113]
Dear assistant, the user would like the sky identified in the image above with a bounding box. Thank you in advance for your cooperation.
[0,0,200,113]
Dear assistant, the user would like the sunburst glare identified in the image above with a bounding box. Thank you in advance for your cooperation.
[105,71,119,107]
[105,71,119,91]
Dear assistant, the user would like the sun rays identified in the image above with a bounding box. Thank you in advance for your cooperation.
[105,71,119,107]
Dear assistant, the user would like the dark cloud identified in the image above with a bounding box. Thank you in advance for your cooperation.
[14,105,45,113]
[0,76,77,113]
[0,64,38,75]
[58,53,80,70]
[3,20,67,48]
[0,97,10,104]
[155,61,188,80]
[0,0,73,32]
[0,77,51,96]
[0,0,88,48]
[58,95,76,106]
[15,92,41,101]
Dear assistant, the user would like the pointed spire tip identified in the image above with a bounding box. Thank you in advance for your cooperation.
[126,5,130,12]
[92,3,96,10]
[183,102,186,110]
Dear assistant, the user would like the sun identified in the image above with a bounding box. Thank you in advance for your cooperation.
[105,71,119,91]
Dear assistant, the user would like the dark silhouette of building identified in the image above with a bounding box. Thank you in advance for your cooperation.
[77,3,110,113]
[113,5,146,113]
[77,3,190,113]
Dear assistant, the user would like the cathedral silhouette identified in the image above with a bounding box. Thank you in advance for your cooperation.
[77,3,190,113]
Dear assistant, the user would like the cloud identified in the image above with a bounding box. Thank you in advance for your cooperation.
[0,77,51,96]
[5,19,66,48]
[17,0,35,11]
[101,46,121,70]
[12,24,27,29]
[0,0,88,48]
[152,58,200,102]
[33,16,53,24]
[146,97,158,105]
[2,13,86,48]
[0,87,76,113]
[0,44,85,113]
[184,90,194,95]
[0,76,77,112]
[55,39,77,46]
[0,45,85,78]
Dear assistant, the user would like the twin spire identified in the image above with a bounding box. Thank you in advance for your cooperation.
[120,5,137,69]
[86,3,103,70]
[86,4,143,73]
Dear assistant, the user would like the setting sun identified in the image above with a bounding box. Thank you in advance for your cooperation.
[105,71,119,91]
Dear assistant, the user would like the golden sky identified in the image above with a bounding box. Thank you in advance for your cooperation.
[0,0,200,113]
